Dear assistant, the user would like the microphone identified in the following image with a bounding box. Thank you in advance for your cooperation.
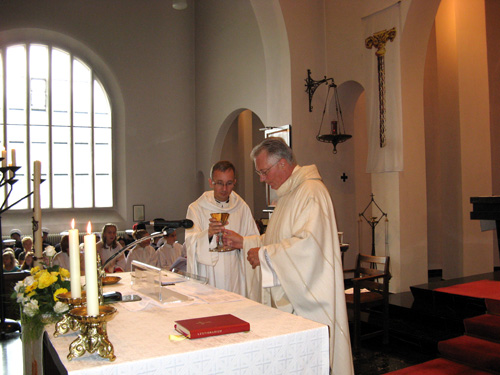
[140,219,194,229]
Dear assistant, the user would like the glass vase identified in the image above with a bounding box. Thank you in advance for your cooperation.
[21,323,44,375]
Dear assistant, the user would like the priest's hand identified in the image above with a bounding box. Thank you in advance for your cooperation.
[247,247,261,269]
[208,217,226,237]
[223,229,243,249]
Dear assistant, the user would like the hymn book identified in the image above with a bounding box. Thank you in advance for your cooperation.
[174,314,250,339]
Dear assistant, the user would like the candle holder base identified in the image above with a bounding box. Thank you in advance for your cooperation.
[67,305,117,361]
[54,292,86,337]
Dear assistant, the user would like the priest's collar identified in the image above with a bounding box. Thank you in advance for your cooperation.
[215,197,230,208]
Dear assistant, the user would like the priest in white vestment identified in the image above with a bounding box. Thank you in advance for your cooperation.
[185,161,261,301]
[224,138,354,375]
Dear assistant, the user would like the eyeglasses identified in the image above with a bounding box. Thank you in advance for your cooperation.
[255,160,279,177]
[213,181,235,187]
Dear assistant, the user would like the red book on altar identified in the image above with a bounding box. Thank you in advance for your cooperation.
[174,314,250,339]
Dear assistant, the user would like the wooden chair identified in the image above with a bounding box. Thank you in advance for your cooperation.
[344,254,391,351]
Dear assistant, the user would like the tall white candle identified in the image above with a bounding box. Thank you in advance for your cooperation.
[2,148,6,167]
[84,221,99,316]
[33,161,43,265]
[69,219,81,298]
[11,149,16,166]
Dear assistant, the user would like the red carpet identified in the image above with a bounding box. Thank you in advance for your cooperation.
[384,358,493,374]
[382,295,500,374]
[434,280,500,300]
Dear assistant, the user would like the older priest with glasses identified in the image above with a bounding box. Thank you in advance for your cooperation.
[185,160,261,301]
[224,138,354,374]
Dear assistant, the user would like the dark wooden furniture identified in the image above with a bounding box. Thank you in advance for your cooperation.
[1,270,30,336]
[470,196,500,260]
[344,254,391,351]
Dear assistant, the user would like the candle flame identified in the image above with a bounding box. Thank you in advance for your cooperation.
[87,221,92,234]
[71,218,75,230]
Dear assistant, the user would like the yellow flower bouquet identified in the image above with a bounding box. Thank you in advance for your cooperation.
[12,264,71,340]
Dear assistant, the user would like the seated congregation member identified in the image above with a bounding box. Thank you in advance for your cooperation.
[53,235,85,273]
[42,227,51,249]
[3,249,20,272]
[150,232,162,250]
[21,252,35,270]
[10,228,23,252]
[97,223,126,273]
[125,229,157,271]
[156,229,185,270]
[185,160,261,301]
[52,235,70,271]
[18,236,33,263]
[151,218,165,249]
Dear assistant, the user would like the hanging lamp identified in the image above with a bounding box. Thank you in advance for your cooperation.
[305,69,352,154]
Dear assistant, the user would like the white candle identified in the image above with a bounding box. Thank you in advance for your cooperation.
[11,149,16,166]
[1,148,6,167]
[33,161,43,265]
[84,221,99,316]
[69,219,81,298]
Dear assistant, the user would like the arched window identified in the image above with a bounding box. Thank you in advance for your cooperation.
[0,43,113,210]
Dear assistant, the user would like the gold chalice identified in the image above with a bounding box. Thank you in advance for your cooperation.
[210,212,230,252]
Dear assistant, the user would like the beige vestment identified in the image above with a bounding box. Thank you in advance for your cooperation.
[185,190,261,301]
[243,165,354,374]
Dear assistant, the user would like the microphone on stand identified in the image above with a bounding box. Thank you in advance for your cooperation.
[139,219,194,230]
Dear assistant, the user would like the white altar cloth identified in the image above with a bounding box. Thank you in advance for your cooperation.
[46,272,329,374]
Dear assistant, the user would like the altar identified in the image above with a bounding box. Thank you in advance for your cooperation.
[44,272,330,374]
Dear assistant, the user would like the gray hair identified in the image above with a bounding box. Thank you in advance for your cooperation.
[250,137,295,164]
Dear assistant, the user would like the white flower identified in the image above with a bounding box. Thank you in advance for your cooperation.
[16,293,27,304]
[23,300,39,317]
[53,301,69,314]
[14,281,24,293]
[45,245,56,257]
[23,276,35,287]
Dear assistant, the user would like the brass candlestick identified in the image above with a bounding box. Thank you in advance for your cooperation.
[67,305,117,361]
[97,253,105,305]
[54,291,87,337]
